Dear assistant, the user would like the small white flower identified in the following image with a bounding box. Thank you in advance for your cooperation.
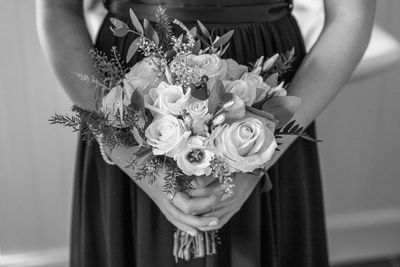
[176,136,215,176]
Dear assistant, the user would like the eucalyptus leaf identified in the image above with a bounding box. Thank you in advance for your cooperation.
[130,9,144,34]
[110,18,129,29]
[213,30,234,48]
[129,87,146,117]
[208,80,233,114]
[110,27,129,37]
[189,26,197,37]
[262,96,301,129]
[224,95,246,122]
[143,19,159,45]
[263,53,279,71]
[219,43,230,57]
[244,108,276,133]
[265,73,279,87]
[198,35,210,48]
[197,20,211,39]
[131,127,144,147]
[245,105,277,123]
[192,40,201,55]
[126,37,141,62]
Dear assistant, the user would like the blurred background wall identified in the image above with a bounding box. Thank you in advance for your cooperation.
[0,1,399,266]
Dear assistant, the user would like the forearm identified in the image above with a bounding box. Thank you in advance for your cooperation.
[36,1,97,110]
[268,0,376,166]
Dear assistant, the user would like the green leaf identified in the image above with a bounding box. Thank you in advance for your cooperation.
[189,26,197,37]
[265,73,279,87]
[207,80,233,114]
[198,35,210,48]
[130,9,144,34]
[131,127,144,147]
[191,40,201,55]
[219,43,230,57]
[110,26,129,37]
[213,30,234,48]
[126,37,141,62]
[197,20,211,39]
[262,96,301,129]
[129,87,146,115]
[110,18,129,29]
[109,18,129,37]
[246,105,276,122]
[224,95,246,122]
[143,18,159,45]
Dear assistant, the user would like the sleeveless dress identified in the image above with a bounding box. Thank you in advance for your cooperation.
[71,1,329,266]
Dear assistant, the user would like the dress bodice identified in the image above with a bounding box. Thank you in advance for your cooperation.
[103,0,293,23]
[103,0,292,8]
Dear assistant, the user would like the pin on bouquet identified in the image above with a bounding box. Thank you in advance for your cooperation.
[50,7,319,262]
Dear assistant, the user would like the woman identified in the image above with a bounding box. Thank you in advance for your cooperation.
[36,0,375,266]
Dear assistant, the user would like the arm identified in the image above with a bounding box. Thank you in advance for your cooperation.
[36,0,222,233]
[36,0,97,110]
[268,0,376,167]
[201,0,376,230]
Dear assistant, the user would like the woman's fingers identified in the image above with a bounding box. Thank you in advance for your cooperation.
[191,175,216,188]
[189,180,225,198]
[159,205,199,236]
[168,201,219,228]
[173,192,221,215]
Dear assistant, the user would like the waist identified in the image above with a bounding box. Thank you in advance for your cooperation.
[105,1,293,23]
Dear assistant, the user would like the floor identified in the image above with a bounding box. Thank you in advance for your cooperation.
[335,256,400,267]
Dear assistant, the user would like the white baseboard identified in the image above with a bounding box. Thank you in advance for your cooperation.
[327,208,400,264]
[0,248,68,267]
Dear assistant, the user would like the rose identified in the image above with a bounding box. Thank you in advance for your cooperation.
[212,117,277,173]
[223,80,255,106]
[145,115,190,157]
[176,136,215,176]
[186,54,227,79]
[145,82,191,117]
[186,98,212,134]
[186,54,227,89]
[223,73,272,105]
[241,73,272,103]
[101,78,144,122]
[126,57,164,93]
[223,58,248,80]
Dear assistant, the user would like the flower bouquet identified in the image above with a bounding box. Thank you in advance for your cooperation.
[50,7,317,261]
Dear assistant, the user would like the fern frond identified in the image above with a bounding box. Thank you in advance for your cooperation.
[155,6,173,50]
[275,120,322,142]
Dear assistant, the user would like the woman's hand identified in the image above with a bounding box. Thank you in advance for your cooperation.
[107,145,224,236]
[192,173,263,231]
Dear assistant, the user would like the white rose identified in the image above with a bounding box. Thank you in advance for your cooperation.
[101,79,141,121]
[176,136,215,176]
[126,57,164,93]
[145,115,190,157]
[223,73,273,105]
[223,58,248,80]
[145,82,191,117]
[212,117,277,173]
[223,80,256,106]
[241,73,272,103]
[186,54,227,89]
[186,98,212,134]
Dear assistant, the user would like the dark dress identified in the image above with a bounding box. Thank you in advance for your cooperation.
[70,0,329,266]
